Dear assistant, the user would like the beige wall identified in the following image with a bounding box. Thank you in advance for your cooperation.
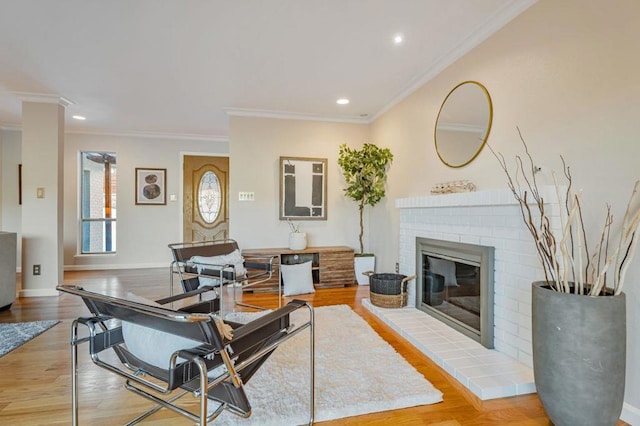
[370,0,640,418]
[0,131,228,270]
[62,133,228,269]
[228,116,370,251]
[20,102,65,296]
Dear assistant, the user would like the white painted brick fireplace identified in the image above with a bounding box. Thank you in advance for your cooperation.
[365,187,562,399]
[398,187,561,366]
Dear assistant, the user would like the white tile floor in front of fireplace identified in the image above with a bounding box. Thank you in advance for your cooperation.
[363,299,536,400]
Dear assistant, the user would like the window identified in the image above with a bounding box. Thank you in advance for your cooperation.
[198,171,221,223]
[80,152,116,254]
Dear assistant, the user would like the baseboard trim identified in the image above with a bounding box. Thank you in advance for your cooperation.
[622,402,640,425]
[19,288,60,298]
[64,262,166,271]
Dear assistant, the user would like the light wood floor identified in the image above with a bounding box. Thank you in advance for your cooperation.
[0,268,617,425]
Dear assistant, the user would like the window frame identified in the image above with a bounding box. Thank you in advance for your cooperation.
[79,151,117,255]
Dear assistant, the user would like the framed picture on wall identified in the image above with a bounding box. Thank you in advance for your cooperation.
[18,164,22,205]
[135,168,166,205]
[279,156,327,220]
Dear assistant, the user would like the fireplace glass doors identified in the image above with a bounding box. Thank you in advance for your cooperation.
[416,238,494,348]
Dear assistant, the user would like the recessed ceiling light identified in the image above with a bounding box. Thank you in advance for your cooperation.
[336,98,350,105]
[72,115,86,120]
[393,33,404,45]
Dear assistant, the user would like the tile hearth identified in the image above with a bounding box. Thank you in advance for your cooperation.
[363,299,535,400]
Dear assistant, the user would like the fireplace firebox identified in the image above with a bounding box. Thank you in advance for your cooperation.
[416,237,494,348]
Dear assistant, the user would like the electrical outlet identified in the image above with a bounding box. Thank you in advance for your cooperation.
[395,262,399,273]
[33,264,41,275]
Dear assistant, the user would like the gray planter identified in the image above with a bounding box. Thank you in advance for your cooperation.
[532,281,626,426]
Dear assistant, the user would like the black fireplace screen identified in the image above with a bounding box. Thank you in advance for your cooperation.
[423,255,481,331]
[416,238,494,348]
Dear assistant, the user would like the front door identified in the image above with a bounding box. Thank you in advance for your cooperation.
[183,155,229,242]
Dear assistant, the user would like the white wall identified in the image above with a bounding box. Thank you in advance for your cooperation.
[228,116,370,251]
[369,0,640,421]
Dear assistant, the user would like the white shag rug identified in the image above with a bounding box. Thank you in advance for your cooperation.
[214,304,442,425]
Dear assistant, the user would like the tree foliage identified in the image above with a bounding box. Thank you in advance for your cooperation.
[338,143,393,253]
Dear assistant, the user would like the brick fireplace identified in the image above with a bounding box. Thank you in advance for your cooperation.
[364,187,561,399]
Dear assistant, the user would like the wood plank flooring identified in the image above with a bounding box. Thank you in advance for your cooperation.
[0,268,618,425]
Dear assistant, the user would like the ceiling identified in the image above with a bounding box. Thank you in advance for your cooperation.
[0,0,535,140]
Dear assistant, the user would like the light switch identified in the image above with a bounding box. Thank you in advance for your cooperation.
[169,194,177,202]
[36,187,45,198]
[238,191,255,201]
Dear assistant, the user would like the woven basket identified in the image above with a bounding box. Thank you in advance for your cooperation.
[369,273,414,309]
[370,291,408,309]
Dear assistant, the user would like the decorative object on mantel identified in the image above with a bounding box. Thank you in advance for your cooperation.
[338,143,393,285]
[430,180,476,195]
[491,129,639,426]
[287,219,307,250]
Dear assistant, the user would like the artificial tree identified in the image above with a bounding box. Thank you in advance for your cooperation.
[337,143,393,254]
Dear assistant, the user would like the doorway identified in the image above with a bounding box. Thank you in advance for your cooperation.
[183,155,229,242]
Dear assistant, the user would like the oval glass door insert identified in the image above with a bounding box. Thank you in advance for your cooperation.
[198,171,221,223]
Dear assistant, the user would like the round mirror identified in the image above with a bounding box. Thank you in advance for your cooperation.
[434,81,493,168]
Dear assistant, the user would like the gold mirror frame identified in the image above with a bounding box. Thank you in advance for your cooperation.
[434,81,493,168]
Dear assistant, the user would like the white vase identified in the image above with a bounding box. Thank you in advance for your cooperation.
[288,232,307,250]
[354,255,375,285]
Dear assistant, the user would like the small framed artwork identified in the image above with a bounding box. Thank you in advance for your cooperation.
[135,168,167,205]
[279,156,327,220]
[18,164,22,205]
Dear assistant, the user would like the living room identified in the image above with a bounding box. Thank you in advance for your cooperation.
[1,0,639,424]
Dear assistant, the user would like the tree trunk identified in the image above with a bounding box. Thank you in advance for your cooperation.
[358,203,364,254]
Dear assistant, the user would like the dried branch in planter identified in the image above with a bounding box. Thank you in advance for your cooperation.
[558,190,581,293]
[490,128,640,295]
[614,181,640,292]
[574,196,586,295]
[587,205,613,286]
[574,190,590,287]
[488,141,559,288]
[616,206,640,295]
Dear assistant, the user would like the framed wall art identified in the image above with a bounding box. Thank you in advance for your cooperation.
[18,164,22,205]
[279,156,327,220]
[135,168,166,205]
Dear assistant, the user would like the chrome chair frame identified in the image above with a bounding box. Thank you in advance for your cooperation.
[168,239,279,312]
[58,284,314,425]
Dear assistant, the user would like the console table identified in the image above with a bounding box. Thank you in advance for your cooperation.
[241,245,355,292]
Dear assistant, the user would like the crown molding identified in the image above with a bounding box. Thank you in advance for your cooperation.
[11,91,75,106]
[224,107,368,125]
[65,128,228,142]
[1,122,227,142]
[0,122,22,131]
[371,0,538,122]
